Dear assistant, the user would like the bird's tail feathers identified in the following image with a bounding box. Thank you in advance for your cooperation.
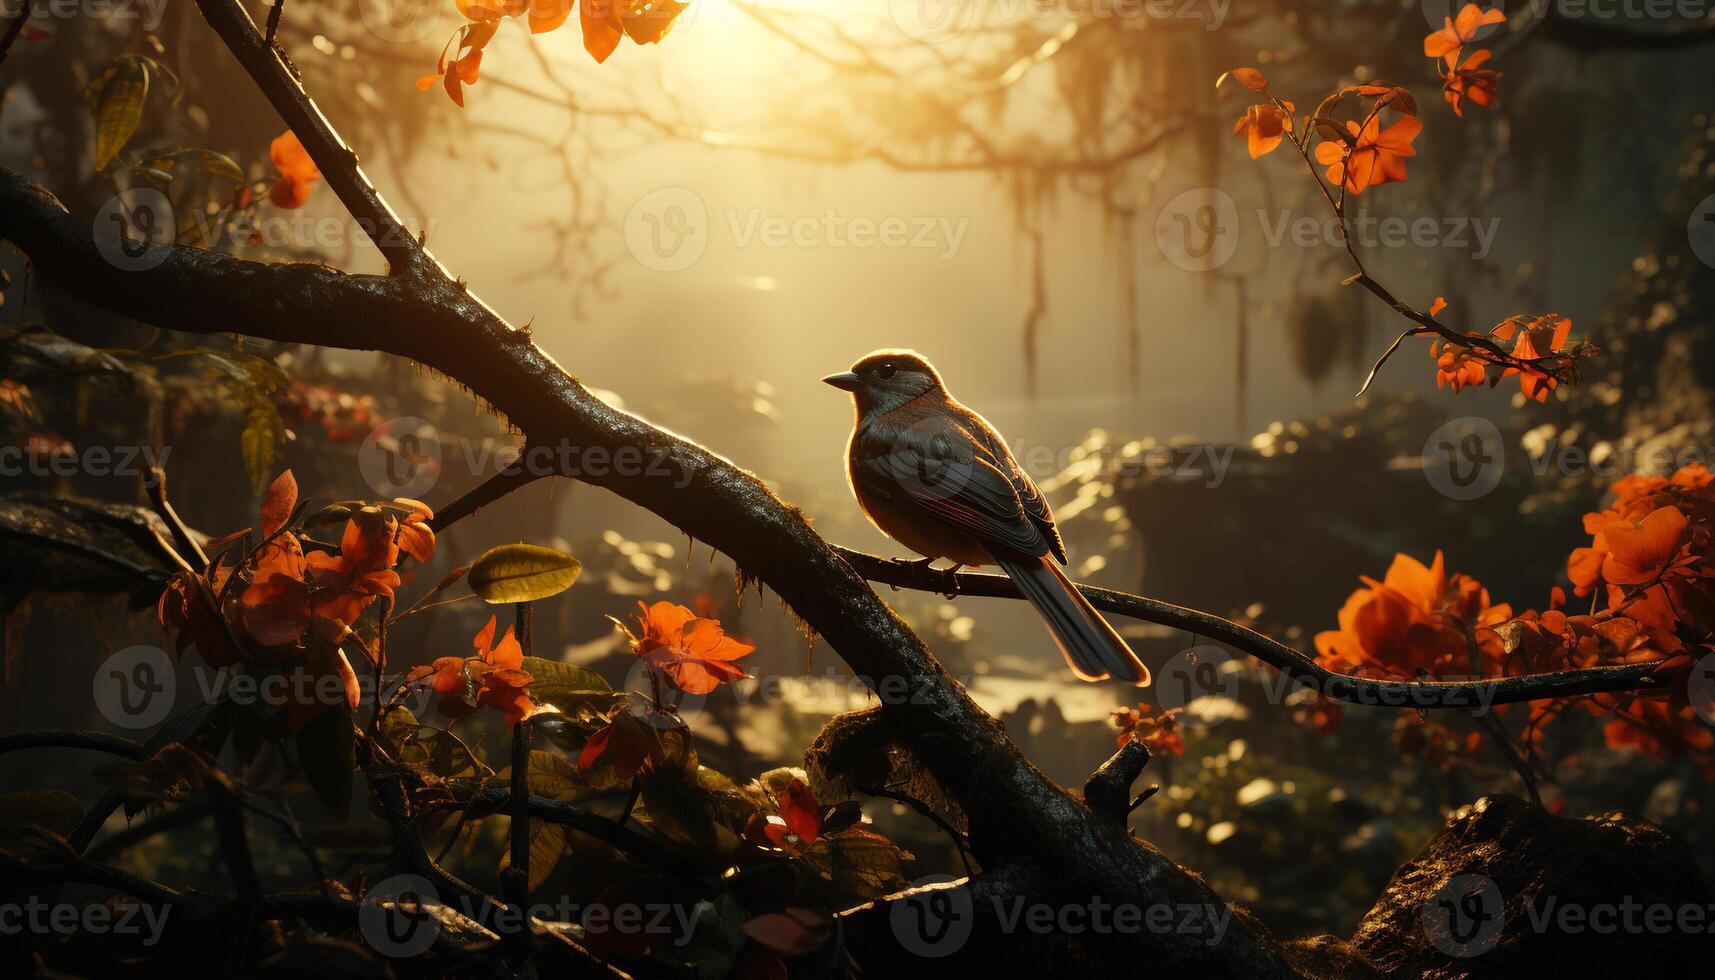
[994,553,1151,686]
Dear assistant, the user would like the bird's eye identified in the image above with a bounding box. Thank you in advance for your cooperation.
[876,362,896,380]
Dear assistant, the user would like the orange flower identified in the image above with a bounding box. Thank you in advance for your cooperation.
[1432,338,1487,392]
[618,601,754,695]
[240,506,403,647]
[1423,3,1506,59]
[267,131,320,209]
[1233,101,1294,159]
[1441,48,1500,117]
[406,614,535,722]
[1602,699,1714,761]
[579,0,686,62]
[1499,315,1571,401]
[418,20,499,107]
[158,570,241,668]
[391,498,437,563]
[577,711,675,779]
[1314,114,1421,195]
[760,778,822,856]
[1599,506,1691,586]
[1111,703,1185,757]
[424,656,468,693]
[0,380,36,418]
[1315,552,1511,680]
[471,614,534,724]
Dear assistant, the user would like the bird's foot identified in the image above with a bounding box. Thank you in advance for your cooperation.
[938,563,964,599]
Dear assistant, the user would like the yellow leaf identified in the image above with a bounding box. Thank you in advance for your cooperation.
[240,408,280,494]
[91,56,149,171]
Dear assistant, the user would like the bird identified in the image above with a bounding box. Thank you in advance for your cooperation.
[823,349,1150,685]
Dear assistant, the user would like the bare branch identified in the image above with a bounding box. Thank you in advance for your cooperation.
[1083,740,1150,828]
[834,548,1670,709]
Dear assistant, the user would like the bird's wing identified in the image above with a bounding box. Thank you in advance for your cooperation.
[853,417,1052,558]
[963,410,1067,565]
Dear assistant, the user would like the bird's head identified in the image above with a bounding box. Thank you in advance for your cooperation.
[822,350,944,416]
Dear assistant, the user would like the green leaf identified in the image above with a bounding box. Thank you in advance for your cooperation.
[468,544,581,604]
[296,704,356,823]
[521,656,616,715]
[89,55,149,170]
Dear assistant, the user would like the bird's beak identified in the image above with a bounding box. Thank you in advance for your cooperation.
[821,372,862,392]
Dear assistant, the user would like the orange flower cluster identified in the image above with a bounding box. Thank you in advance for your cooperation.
[1219,66,1422,195]
[1316,463,1715,771]
[157,471,436,730]
[419,0,688,106]
[1427,303,1582,403]
[242,499,433,648]
[160,471,436,662]
[277,381,381,444]
[1111,703,1185,757]
[1566,465,1715,657]
[1425,3,1505,117]
[1314,113,1422,196]
[410,614,536,725]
